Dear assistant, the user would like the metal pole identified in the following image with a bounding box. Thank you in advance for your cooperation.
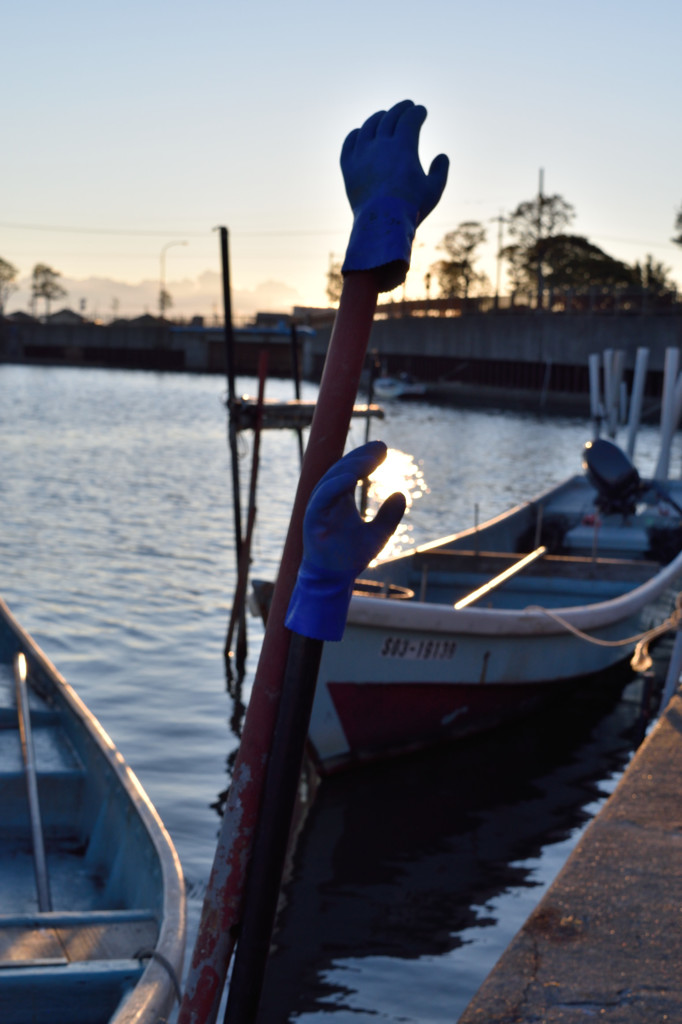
[222,632,323,1023]
[14,653,52,912]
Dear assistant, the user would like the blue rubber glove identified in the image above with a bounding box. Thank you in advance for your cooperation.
[285,441,407,641]
[341,100,449,293]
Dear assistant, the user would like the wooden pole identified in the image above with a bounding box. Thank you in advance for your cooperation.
[217,226,247,673]
[289,323,304,464]
[178,271,379,1024]
[225,351,267,662]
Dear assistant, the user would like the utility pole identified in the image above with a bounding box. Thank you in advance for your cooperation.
[536,168,544,310]
[491,211,507,310]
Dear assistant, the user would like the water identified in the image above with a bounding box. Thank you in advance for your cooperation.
[0,364,672,1021]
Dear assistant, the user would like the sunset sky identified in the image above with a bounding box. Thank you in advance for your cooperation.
[4,0,681,322]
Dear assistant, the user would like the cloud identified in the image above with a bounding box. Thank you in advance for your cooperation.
[6,270,304,324]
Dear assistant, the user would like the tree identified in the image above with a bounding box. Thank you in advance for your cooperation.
[632,254,676,302]
[31,263,67,317]
[0,257,18,316]
[529,234,634,291]
[505,192,575,306]
[431,221,489,299]
[159,288,173,317]
[326,256,343,305]
[673,205,682,247]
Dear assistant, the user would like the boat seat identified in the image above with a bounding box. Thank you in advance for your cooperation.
[0,909,159,965]
[0,958,147,1024]
[412,548,659,585]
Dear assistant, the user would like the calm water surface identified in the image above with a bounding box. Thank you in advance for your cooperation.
[0,364,673,1021]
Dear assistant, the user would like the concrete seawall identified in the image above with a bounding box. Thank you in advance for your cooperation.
[3,312,682,416]
[459,686,682,1023]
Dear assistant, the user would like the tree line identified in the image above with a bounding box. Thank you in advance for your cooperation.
[0,261,67,318]
[327,193,682,310]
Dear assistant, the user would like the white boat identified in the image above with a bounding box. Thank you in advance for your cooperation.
[0,595,186,1024]
[371,373,427,401]
[304,440,682,773]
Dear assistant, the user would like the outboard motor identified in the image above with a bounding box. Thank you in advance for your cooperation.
[582,438,641,516]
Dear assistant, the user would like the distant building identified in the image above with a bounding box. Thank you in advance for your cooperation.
[47,308,87,325]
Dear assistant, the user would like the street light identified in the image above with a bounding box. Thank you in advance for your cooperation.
[159,240,188,318]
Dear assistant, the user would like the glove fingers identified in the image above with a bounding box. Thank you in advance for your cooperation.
[393,102,427,150]
[313,441,387,495]
[307,469,360,518]
[306,442,389,527]
[365,491,407,557]
[340,127,360,165]
[377,99,414,137]
[357,109,386,145]
[419,153,450,223]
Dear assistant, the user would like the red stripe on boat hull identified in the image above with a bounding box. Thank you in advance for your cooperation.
[323,680,558,768]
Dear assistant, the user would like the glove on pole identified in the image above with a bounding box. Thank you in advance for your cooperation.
[285,441,406,641]
[341,99,449,292]
[179,102,447,1024]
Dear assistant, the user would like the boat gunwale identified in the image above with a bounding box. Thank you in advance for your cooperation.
[0,595,186,1024]
[349,475,682,638]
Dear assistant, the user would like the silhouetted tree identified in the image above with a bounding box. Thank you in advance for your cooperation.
[673,205,682,247]
[632,254,676,303]
[326,256,343,305]
[505,192,575,306]
[0,257,18,316]
[31,263,67,317]
[431,221,489,299]
[533,235,633,290]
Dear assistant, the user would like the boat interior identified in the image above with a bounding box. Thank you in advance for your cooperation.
[361,442,682,612]
[0,648,164,1024]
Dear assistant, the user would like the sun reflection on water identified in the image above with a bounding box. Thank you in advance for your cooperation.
[363,446,428,561]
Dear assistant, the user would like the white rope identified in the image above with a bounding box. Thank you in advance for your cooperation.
[523,596,682,650]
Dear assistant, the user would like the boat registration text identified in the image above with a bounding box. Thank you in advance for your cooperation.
[380,637,457,660]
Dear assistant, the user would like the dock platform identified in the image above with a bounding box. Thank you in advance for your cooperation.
[231,398,383,432]
[459,688,682,1023]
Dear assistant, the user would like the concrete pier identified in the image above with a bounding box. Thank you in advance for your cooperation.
[459,688,682,1023]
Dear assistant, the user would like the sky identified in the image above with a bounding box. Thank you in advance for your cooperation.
[3,0,682,323]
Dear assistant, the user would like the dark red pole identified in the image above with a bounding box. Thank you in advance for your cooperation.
[178,270,379,1024]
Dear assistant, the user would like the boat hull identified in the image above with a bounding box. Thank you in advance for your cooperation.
[306,472,682,772]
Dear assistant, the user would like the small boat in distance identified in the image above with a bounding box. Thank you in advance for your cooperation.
[0,596,186,1024]
[297,440,682,773]
[371,373,427,401]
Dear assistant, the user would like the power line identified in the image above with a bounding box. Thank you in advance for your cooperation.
[0,220,345,238]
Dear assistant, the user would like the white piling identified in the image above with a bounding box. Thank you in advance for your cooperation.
[654,347,680,480]
[659,628,682,715]
[603,348,614,436]
[626,347,649,460]
[609,349,625,437]
[588,353,601,437]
